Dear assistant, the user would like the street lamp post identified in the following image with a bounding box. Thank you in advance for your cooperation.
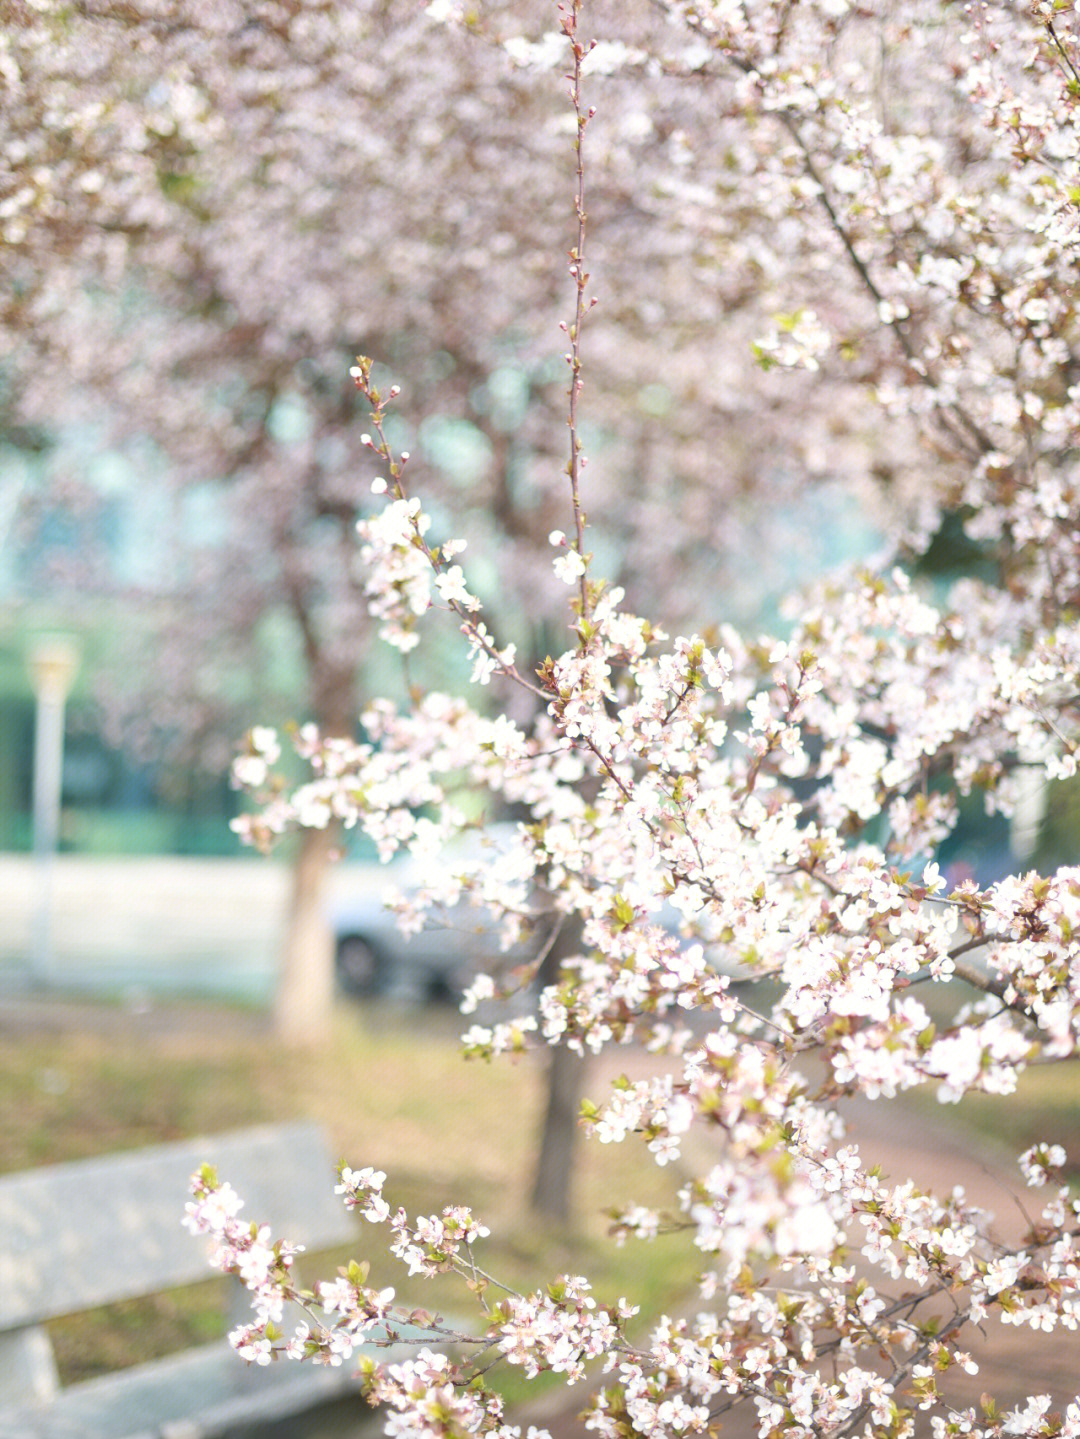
[29,636,79,988]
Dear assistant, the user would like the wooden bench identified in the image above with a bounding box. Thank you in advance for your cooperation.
[0,1121,376,1439]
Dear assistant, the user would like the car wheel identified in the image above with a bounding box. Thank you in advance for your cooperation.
[335,934,385,997]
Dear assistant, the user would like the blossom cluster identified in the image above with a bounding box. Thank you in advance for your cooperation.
[220,533,1080,1434]
[186,1163,642,1439]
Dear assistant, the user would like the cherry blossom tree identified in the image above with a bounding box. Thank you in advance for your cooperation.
[2,0,888,1042]
[181,1,1080,1435]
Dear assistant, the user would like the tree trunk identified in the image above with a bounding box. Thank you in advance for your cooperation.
[272,822,339,1045]
[529,1042,588,1224]
[529,916,587,1224]
[270,633,356,1046]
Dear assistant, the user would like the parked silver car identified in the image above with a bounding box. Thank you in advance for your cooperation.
[328,827,533,1002]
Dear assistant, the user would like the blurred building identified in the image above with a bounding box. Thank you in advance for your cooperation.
[0,431,262,856]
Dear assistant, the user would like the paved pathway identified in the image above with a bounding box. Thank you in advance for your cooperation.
[533,1076,1080,1439]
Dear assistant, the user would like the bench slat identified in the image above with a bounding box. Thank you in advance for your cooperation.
[0,1337,364,1439]
[0,1122,354,1329]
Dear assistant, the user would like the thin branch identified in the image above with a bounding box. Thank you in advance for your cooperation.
[560,0,595,634]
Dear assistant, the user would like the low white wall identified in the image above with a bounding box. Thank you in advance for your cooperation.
[0,855,371,1003]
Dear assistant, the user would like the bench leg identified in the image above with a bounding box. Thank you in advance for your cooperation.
[0,1325,61,1405]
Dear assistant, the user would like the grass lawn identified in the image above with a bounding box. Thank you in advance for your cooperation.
[6,990,1074,1420]
[0,995,698,1408]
